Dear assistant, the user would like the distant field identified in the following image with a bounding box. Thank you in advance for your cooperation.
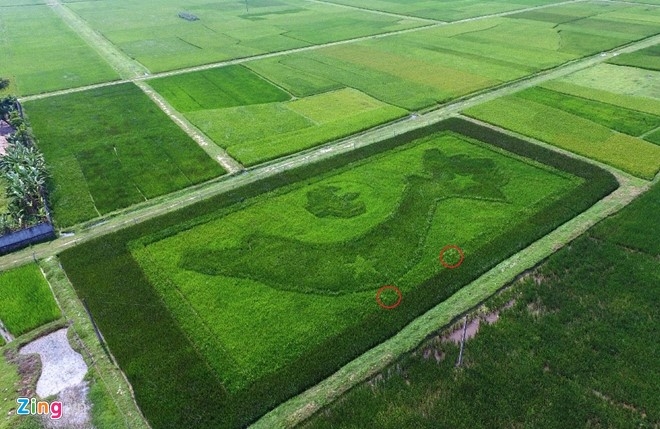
[60,119,617,429]
[247,4,660,111]
[63,0,425,72]
[189,87,407,165]
[25,83,225,227]
[321,0,563,21]
[147,66,291,112]
[558,64,660,99]
[0,4,117,96]
[464,87,660,179]
[150,66,406,165]
[609,44,660,71]
[0,264,61,337]
[303,183,660,429]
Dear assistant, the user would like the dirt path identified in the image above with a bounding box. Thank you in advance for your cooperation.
[135,81,244,173]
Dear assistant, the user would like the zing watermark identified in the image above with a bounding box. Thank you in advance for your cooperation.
[16,398,62,420]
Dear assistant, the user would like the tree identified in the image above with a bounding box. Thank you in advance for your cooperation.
[0,78,9,91]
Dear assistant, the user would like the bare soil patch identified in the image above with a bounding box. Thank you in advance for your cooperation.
[19,328,88,398]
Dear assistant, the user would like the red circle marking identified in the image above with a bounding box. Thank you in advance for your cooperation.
[376,285,402,310]
[439,244,464,269]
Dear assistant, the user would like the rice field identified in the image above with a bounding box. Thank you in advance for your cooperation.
[0,4,118,96]
[464,85,660,179]
[0,264,61,337]
[24,83,225,227]
[62,0,425,72]
[60,119,618,428]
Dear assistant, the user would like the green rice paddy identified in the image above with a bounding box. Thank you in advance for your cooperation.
[0,4,118,96]
[24,83,225,227]
[0,264,60,337]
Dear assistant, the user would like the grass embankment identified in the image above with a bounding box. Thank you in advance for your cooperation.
[302,182,660,428]
[58,119,617,429]
[24,83,225,227]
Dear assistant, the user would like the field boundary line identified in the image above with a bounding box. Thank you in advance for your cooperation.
[249,165,652,429]
[38,257,151,429]
[20,0,590,102]
[134,81,244,173]
[300,0,443,23]
[44,0,149,79]
[640,125,660,139]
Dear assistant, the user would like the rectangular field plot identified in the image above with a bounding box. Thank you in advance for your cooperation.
[464,84,660,179]
[59,119,617,429]
[246,4,660,111]
[0,264,61,337]
[319,0,563,21]
[0,4,118,96]
[609,44,660,72]
[63,0,425,73]
[150,66,406,164]
[24,83,225,227]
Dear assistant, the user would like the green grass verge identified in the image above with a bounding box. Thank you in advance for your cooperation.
[302,183,660,429]
[58,118,617,429]
[464,91,660,179]
[0,4,118,96]
[147,65,291,112]
[24,83,225,227]
[0,264,60,337]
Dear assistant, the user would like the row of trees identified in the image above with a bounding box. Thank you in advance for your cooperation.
[0,94,50,233]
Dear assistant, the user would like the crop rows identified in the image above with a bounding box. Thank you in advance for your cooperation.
[0,263,61,337]
[59,119,617,429]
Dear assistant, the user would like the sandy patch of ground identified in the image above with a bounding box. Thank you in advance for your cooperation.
[19,328,87,398]
[41,382,93,429]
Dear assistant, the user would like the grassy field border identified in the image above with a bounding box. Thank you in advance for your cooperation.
[57,118,617,428]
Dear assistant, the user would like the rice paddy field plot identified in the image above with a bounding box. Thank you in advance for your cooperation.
[62,0,425,73]
[186,87,408,165]
[464,89,660,179]
[303,184,660,429]
[610,44,660,71]
[247,5,660,111]
[59,119,617,429]
[0,4,118,96]
[320,0,563,21]
[0,264,61,337]
[24,83,225,227]
[515,87,660,136]
[558,63,660,99]
[147,66,292,112]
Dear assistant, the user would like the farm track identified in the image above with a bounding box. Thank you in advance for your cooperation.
[20,0,587,102]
